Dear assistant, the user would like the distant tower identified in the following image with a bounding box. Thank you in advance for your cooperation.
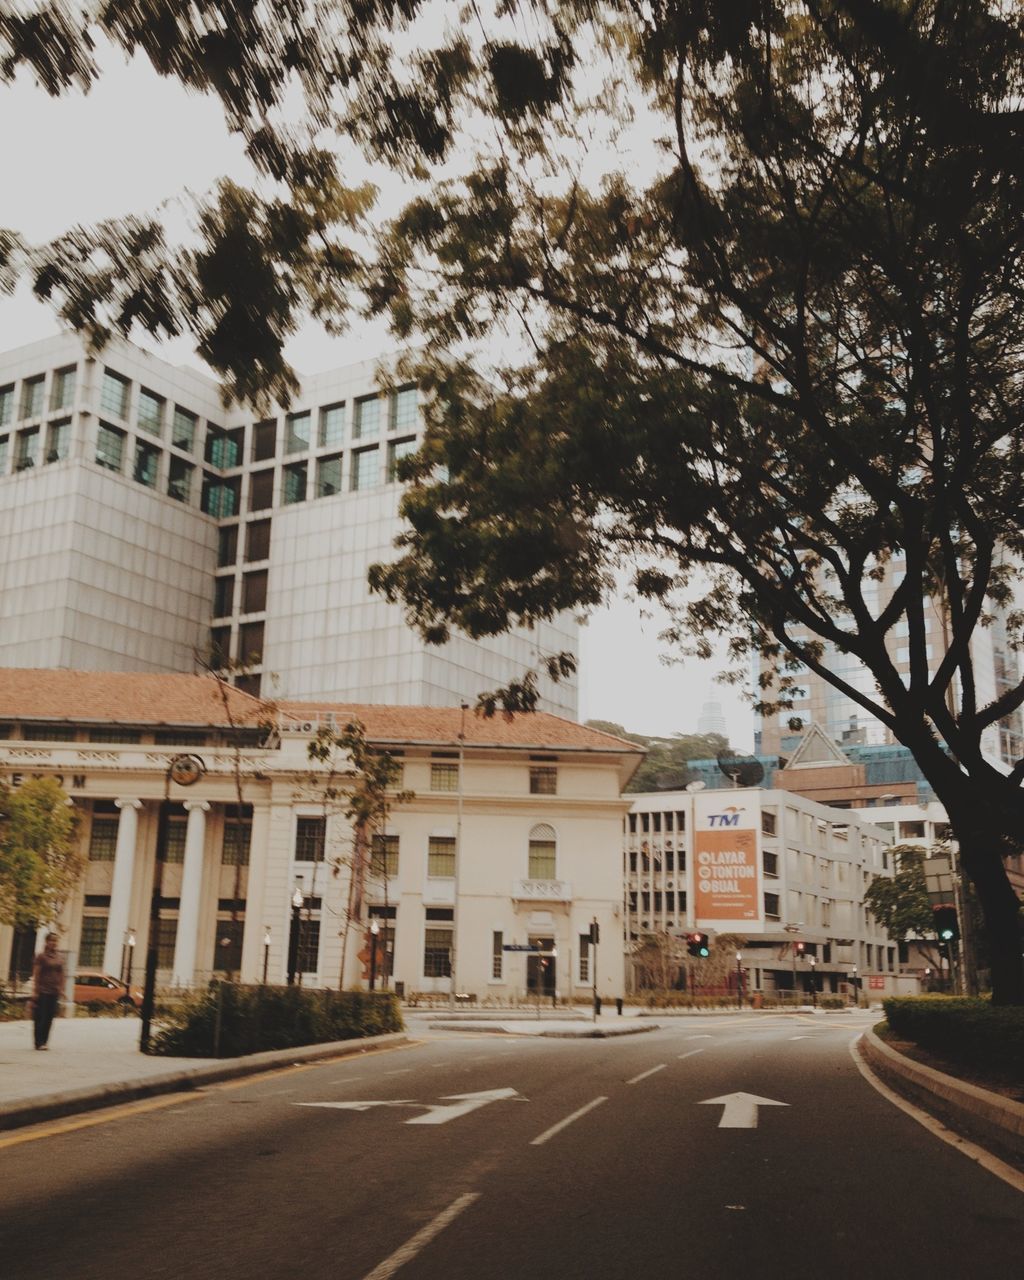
[698,700,727,736]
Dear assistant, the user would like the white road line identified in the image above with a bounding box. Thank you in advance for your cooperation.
[386,1068,413,1076]
[627,1063,667,1085]
[850,1036,1024,1195]
[685,1034,713,1040]
[530,1096,608,1146]
[677,1049,705,1061]
[361,1192,481,1280]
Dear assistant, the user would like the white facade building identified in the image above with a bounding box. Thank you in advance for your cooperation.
[626,788,900,998]
[0,333,578,715]
[0,671,639,1003]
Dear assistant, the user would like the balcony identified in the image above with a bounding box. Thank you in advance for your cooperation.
[511,878,572,903]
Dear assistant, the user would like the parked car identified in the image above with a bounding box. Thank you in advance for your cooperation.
[74,972,144,1009]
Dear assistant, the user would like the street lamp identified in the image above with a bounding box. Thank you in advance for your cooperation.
[287,886,304,986]
[262,926,271,985]
[736,950,743,1009]
[369,919,380,991]
[122,928,136,987]
[850,965,858,1007]
[810,955,818,1008]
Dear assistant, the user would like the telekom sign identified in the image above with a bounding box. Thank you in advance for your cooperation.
[695,827,760,921]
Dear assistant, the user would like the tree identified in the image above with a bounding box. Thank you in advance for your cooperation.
[362,3,1024,1004]
[863,844,946,972]
[0,777,82,929]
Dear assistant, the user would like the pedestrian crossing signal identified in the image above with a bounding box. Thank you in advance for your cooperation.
[933,906,959,943]
[688,932,710,958]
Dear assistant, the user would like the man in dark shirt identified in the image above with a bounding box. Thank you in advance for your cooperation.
[31,933,65,1050]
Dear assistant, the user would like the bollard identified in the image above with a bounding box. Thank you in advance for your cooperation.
[594,994,602,1016]
[616,997,623,1015]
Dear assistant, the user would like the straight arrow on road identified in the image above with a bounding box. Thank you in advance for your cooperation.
[699,1092,789,1128]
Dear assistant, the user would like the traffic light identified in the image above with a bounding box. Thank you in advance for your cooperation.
[795,941,806,956]
[589,920,600,946]
[933,906,960,943]
[688,932,710,958]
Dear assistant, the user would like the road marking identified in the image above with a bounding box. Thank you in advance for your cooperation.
[361,1191,481,1279]
[789,1035,820,1041]
[530,1096,608,1146]
[685,1035,713,1040]
[0,1091,204,1150]
[678,1049,705,1060]
[386,1068,413,1075]
[627,1063,666,1085]
[699,1092,789,1128]
[298,1087,526,1126]
[851,1037,1024,1195]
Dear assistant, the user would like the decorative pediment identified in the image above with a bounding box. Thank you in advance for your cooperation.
[784,723,849,769]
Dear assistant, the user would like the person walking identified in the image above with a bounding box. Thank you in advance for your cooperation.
[31,933,65,1050]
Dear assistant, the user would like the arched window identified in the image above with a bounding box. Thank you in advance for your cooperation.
[528,824,557,879]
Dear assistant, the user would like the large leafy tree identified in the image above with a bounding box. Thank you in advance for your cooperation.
[7,3,1024,1002]
[0,777,82,928]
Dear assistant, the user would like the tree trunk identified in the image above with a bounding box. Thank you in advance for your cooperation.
[958,831,1024,1006]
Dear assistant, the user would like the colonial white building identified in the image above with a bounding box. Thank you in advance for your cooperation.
[0,670,639,1003]
[626,788,903,999]
[0,333,578,715]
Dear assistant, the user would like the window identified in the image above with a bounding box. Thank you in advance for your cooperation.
[238,621,264,665]
[236,673,261,697]
[763,850,779,878]
[242,570,267,614]
[50,365,76,412]
[252,419,277,461]
[387,437,417,482]
[295,816,326,862]
[0,435,8,473]
[354,394,380,440]
[529,766,557,795]
[492,931,503,979]
[212,919,244,972]
[282,461,307,504]
[430,761,459,792]
[528,824,557,878]
[246,519,271,562]
[79,916,107,967]
[133,439,160,488]
[88,817,119,861]
[46,420,70,462]
[210,626,232,665]
[762,809,777,836]
[371,833,399,879]
[168,456,193,503]
[294,917,321,973]
[88,728,141,743]
[163,814,187,863]
[155,918,178,968]
[285,411,311,453]
[316,454,342,497]
[424,926,452,977]
[20,375,44,419]
[205,426,243,468]
[172,406,197,452]
[764,891,781,919]
[95,422,125,471]
[899,820,926,839]
[351,446,379,491]
[319,402,344,446]
[15,427,39,469]
[201,473,240,516]
[579,935,590,983]
[248,468,274,511]
[217,524,238,567]
[389,385,417,432]
[137,389,164,435]
[428,836,456,878]
[0,384,12,426]
[213,575,234,617]
[100,370,129,419]
[222,806,252,866]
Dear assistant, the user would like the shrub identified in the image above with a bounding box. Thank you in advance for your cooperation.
[151,984,403,1058]
[882,996,1024,1084]
[820,996,846,1010]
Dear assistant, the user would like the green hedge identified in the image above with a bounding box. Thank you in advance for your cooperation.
[151,984,403,1058]
[882,996,1024,1083]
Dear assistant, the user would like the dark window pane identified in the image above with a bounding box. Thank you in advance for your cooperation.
[218,524,238,566]
[248,468,274,511]
[252,419,277,461]
[213,576,234,617]
[242,570,267,614]
[238,621,264,665]
[246,519,271,561]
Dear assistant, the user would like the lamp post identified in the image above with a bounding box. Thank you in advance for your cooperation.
[287,886,303,986]
[262,927,271,985]
[550,944,558,1009]
[369,919,380,991]
[850,965,858,1007]
[122,928,136,987]
[810,955,818,1008]
[736,950,743,1009]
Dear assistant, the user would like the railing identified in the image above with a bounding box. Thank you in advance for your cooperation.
[511,878,572,902]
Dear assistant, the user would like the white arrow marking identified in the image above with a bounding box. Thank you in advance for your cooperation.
[405,1086,525,1125]
[297,1099,419,1113]
[699,1092,789,1128]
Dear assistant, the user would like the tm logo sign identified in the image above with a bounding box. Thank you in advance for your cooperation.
[708,806,744,828]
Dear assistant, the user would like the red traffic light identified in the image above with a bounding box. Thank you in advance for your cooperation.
[688,932,710,958]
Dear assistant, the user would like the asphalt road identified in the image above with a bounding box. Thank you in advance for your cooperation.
[0,1013,1020,1280]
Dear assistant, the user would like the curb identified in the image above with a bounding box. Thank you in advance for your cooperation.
[859,1028,1024,1164]
[0,1031,411,1133]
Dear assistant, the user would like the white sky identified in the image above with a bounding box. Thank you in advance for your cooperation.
[0,43,755,749]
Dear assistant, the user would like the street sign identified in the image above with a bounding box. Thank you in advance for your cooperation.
[503,943,540,952]
[298,1087,526,1126]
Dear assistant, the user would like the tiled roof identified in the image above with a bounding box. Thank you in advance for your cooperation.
[0,670,269,728]
[281,700,645,754]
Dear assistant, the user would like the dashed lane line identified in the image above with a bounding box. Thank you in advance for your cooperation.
[361,1191,482,1280]
[530,1096,608,1147]
[626,1063,667,1085]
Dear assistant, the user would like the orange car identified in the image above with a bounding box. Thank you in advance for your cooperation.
[74,971,144,1009]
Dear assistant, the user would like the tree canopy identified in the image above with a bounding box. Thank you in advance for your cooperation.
[6,3,1024,1000]
[585,722,735,792]
[0,777,82,928]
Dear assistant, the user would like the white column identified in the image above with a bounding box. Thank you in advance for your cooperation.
[102,799,142,977]
[172,801,210,987]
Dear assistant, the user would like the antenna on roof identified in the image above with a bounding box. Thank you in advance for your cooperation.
[716,752,765,788]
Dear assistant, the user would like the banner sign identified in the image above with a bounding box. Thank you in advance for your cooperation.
[694,825,760,921]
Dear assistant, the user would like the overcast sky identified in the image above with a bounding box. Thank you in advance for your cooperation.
[0,41,755,748]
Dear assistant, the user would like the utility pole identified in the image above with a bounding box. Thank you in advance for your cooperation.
[449,703,467,1011]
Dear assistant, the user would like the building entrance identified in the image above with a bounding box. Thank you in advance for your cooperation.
[526,936,556,997]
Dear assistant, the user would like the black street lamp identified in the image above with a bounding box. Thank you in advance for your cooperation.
[369,919,379,991]
[810,956,818,1008]
[287,887,303,986]
[122,928,136,986]
[262,926,271,985]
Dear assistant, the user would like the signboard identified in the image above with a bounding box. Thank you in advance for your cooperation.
[869,976,885,990]
[694,825,759,921]
[503,943,544,952]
